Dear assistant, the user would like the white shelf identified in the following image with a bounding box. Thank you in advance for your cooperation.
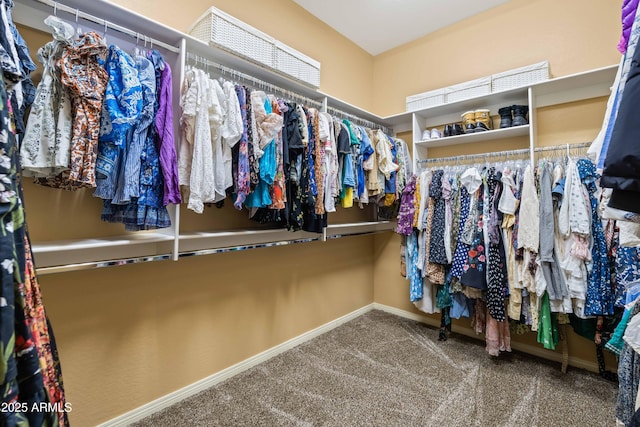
[415,125,530,148]
[531,64,617,107]
[14,0,185,48]
[411,64,617,167]
[178,228,321,253]
[32,232,175,270]
[325,221,395,238]
[412,86,529,121]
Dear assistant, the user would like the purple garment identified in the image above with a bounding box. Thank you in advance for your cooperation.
[233,85,250,209]
[619,0,640,53]
[396,175,417,236]
[155,61,181,205]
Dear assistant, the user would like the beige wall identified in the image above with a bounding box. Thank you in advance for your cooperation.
[17,0,624,424]
[108,0,375,111]
[371,0,620,379]
[18,1,377,423]
[373,0,621,117]
[41,237,373,425]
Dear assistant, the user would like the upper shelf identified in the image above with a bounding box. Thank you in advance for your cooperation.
[384,64,618,131]
[16,0,617,136]
[530,64,617,107]
[14,0,185,47]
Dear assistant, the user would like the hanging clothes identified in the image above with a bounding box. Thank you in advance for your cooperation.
[0,69,67,425]
[538,162,569,305]
[20,16,74,177]
[93,45,142,201]
[179,68,221,212]
[486,168,509,322]
[428,169,447,265]
[397,147,635,361]
[50,32,108,189]
[617,302,640,425]
[578,159,614,316]
[151,51,181,206]
[245,92,283,209]
[1,0,37,138]
[600,4,640,214]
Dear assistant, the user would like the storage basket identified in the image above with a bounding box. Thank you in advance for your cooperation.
[444,76,492,103]
[406,88,445,111]
[273,41,321,88]
[189,7,276,68]
[491,61,550,92]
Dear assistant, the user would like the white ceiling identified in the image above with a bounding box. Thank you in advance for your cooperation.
[293,0,512,55]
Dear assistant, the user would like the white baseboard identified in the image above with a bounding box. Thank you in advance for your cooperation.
[100,302,602,426]
[98,304,375,427]
[372,303,600,373]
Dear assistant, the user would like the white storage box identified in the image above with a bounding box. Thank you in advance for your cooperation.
[273,41,321,88]
[189,7,276,69]
[492,61,550,92]
[406,88,445,111]
[189,7,321,88]
[444,76,492,103]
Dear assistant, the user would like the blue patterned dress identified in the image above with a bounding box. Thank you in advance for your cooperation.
[94,45,142,200]
[406,231,423,302]
[578,158,613,316]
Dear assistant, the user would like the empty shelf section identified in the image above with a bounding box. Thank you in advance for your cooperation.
[325,221,395,239]
[531,64,617,107]
[178,228,321,254]
[32,232,175,271]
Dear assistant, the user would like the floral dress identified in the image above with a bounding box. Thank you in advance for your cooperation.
[486,168,509,322]
[233,85,251,209]
[578,158,614,316]
[0,73,66,426]
[428,169,448,265]
[459,179,487,291]
[57,32,108,189]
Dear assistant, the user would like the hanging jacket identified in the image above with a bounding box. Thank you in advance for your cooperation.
[602,33,640,212]
[620,0,640,53]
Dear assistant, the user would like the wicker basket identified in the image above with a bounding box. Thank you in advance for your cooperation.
[406,88,445,111]
[445,76,492,103]
[189,7,276,68]
[273,41,321,88]
[492,61,550,92]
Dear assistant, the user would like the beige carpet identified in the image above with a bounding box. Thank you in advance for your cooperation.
[133,310,618,426]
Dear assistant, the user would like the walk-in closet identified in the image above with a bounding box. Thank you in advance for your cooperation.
[1,0,636,425]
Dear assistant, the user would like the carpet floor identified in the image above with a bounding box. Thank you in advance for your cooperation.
[133,310,618,427]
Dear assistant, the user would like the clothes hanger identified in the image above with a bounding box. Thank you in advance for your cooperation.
[74,8,82,38]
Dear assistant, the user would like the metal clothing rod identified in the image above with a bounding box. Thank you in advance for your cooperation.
[326,105,390,134]
[36,0,180,53]
[35,253,173,275]
[417,142,592,165]
[186,52,323,108]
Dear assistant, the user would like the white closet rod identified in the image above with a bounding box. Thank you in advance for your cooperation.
[186,52,323,108]
[326,106,391,134]
[417,141,592,166]
[35,0,179,53]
